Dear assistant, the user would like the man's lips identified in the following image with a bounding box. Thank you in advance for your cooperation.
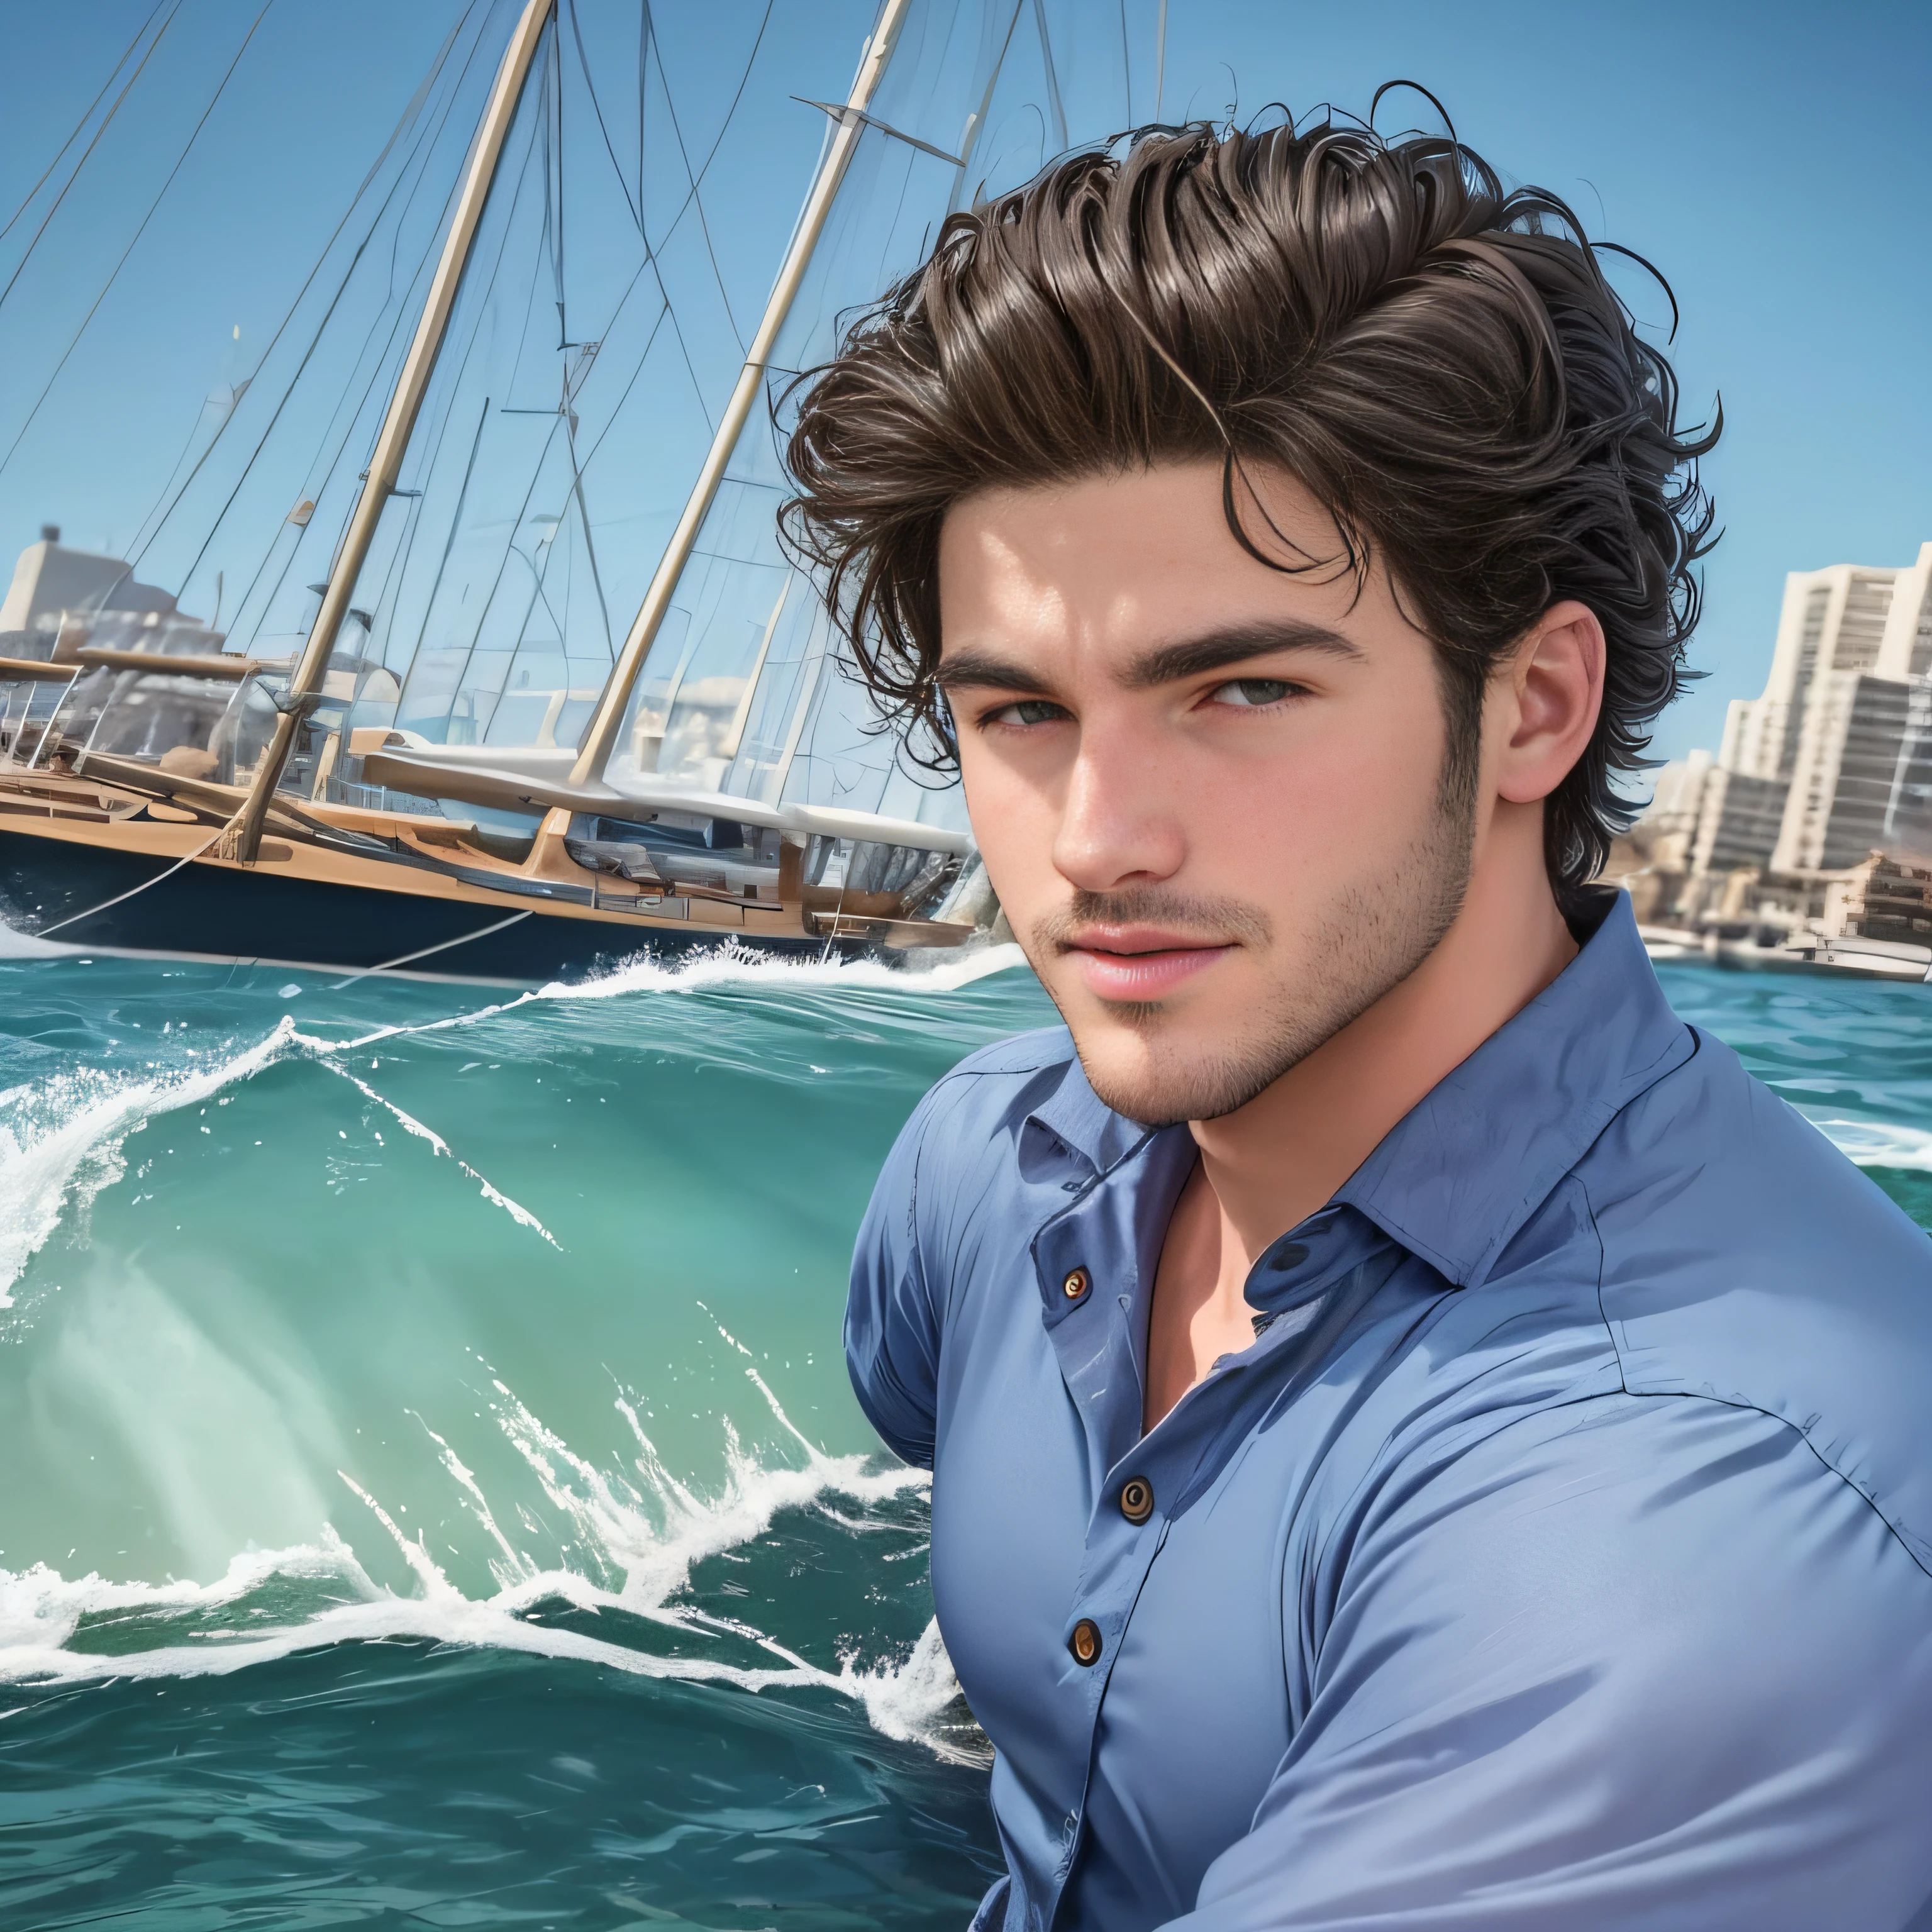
[1058,926,1236,1001]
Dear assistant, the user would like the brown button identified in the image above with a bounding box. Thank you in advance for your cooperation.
[1062,1267,1090,1301]
[1069,1618,1102,1666]
[1119,1477,1153,1524]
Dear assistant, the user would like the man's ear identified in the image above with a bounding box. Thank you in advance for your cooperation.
[1494,601,1606,805]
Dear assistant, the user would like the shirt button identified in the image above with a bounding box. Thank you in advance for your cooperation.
[1119,1477,1153,1524]
[1062,1267,1090,1301]
[1068,1618,1102,1666]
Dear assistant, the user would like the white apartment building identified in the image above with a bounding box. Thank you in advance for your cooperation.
[1719,541,1932,872]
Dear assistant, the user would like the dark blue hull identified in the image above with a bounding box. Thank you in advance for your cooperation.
[0,827,850,983]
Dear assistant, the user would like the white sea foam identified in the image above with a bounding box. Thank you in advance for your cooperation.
[0,929,1030,1302]
[0,923,80,960]
[0,1353,977,1761]
[0,1010,578,1302]
[318,1061,559,1245]
[0,1016,300,1306]
[1808,1115,1932,1173]
[536,936,1030,1004]
[316,938,1031,1057]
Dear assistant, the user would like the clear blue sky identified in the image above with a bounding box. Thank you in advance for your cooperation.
[0,0,1926,766]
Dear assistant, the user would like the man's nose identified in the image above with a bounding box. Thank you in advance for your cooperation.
[1050,720,1186,892]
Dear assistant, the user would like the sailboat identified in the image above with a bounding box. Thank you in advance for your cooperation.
[0,0,1153,983]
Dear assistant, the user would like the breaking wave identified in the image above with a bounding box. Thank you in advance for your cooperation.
[0,941,1031,1303]
[0,1354,986,1765]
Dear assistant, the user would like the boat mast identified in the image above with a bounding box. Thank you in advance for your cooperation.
[219,0,555,863]
[567,0,916,789]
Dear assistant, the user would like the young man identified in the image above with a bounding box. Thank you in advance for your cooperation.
[784,119,1932,1930]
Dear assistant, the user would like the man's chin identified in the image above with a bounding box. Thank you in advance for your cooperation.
[1063,1021,1293,1128]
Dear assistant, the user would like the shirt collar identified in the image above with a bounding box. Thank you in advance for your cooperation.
[1021,1048,1153,1185]
[1024,892,1694,1291]
[1336,892,1694,1287]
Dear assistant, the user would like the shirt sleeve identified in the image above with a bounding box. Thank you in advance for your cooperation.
[1163,1392,1932,1931]
[844,1078,954,1469]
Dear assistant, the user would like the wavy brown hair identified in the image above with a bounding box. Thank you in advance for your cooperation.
[779,111,1718,909]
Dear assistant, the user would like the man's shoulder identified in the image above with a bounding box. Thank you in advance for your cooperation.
[877,1026,1085,1208]
[902,1025,1083,1150]
[933,1024,1081,1089]
[1580,1024,1932,1570]
[877,1026,1152,1249]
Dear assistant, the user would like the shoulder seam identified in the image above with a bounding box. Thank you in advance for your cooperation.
[1576,1170,1931,1583]
[1640,1388,1932,1587]
[1576,1172,1628,1401]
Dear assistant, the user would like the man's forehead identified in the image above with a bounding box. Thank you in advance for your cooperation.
[936,465,1396,653]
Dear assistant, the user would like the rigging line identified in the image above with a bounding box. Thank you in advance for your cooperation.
[169,13,501,603]
[399,396,491,675]
[485,544,557,738]
[359,486,425,662]
[566,0,640,232]
[149,18,490,583]
[584,0,834,469]
[129,1,482,564]
[565,417,615,661]
[641,3,745,353]
[360,94,546,667]
[273,49,547,673]
[398,413,562,724]
[516,519,569,658]
[36,827,226,939]
[609,4,769,279]
[0,0,273,484]
[540,2,767,441]
[659,295,716,434]
[326,909,533,986]
[292,4,507,529]
[505,28,559,416]
[1028,0,1067,152]
[689,0,774,190]
[227,93,526,667]
[1153,0,1167,122]
[0,0,182,314]
[575,294,668,472]
[350,78,554,669]
[0,0,168,245]
[550,11,566,347]
[620,0,772,306]
[130,390,230,571]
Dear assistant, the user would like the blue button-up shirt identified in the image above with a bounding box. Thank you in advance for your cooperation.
[847,897,1932,1931]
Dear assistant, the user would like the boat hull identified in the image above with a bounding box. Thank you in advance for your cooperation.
[0,824,848,984]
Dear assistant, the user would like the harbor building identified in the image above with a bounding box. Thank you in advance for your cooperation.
[1689,766,1791,876]
[1718,543,1932,872]
[0,526,181,653]
[1607,540,1932,962]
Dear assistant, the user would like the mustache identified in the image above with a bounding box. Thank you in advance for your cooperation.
[1033,887,1274,951]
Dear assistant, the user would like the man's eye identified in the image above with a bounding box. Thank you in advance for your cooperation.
[986,699,1069,726]
[1206,679,1295,708]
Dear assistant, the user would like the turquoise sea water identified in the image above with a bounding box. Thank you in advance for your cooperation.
[1,935,1928,1930]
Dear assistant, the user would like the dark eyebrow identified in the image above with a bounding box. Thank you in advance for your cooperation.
[933,622,1363,697]
[933,649,1056,694]
[1122,622,1364,688]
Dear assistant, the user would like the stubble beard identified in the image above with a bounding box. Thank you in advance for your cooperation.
[1026,785,1478,1127]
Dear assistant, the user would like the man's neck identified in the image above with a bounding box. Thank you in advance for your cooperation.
[1190,800,1580,1272]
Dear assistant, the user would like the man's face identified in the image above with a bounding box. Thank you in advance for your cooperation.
[938,460,1480,1126]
